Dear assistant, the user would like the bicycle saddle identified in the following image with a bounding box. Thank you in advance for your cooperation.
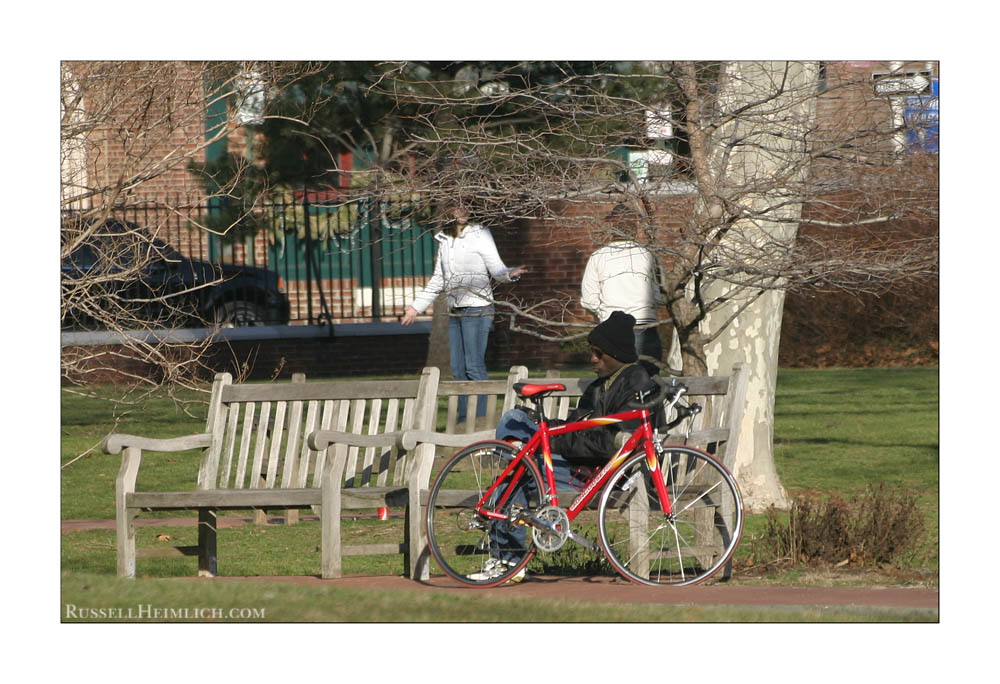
[512,382,566,398]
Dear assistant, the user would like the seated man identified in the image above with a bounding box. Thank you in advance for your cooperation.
[474,311,652,582]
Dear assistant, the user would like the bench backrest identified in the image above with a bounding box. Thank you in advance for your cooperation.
[527,362,749,469]
[433,366,529,435]
[199,369,438,491]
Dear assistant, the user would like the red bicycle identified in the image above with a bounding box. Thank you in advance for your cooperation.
[424,376,744,587]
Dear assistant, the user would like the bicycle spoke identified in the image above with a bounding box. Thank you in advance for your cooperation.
[598,446,743,587]
[425,441,542,586]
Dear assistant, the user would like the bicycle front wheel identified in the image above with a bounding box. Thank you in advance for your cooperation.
[597,445,743,587]
[425,440,544,587]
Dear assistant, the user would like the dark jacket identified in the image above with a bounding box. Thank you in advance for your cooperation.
[550,363,652,466]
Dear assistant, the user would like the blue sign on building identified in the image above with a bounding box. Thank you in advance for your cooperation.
[904,78,939,153]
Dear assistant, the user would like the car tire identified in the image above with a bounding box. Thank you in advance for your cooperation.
[212,300,267,327]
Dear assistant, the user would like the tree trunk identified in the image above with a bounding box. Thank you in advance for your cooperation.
[700,61,820,512]
[703,284,792,512]
[425,295,451,372]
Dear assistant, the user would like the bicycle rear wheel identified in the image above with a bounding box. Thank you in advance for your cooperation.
[425,440,544,587]
[597,445,743,587]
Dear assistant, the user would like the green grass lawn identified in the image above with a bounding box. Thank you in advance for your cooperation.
[770,366,939,572]
[59,366,939,621]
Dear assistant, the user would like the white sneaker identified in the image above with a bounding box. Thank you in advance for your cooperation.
[468,558,527,583]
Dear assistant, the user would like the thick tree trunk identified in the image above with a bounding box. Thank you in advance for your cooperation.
[694,61,820,512]
[703,283,792,512]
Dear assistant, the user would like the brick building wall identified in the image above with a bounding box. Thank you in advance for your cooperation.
[69,61,211,210]
[62,61,937,383]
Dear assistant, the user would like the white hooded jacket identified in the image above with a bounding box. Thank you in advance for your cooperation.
[410,224,517,313]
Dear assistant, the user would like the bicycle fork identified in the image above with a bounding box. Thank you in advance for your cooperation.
[646,437,674,517]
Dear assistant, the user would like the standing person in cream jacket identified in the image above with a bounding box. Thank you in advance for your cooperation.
[580,203,663,374]
[402,204,527,423]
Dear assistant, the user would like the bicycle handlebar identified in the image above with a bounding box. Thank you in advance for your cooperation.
[626,375,682,410]
[626,376,701,431]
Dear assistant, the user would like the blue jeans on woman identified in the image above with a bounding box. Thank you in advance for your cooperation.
[449,305,494,423]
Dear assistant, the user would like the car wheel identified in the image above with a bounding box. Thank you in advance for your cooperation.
[213,301,267,327]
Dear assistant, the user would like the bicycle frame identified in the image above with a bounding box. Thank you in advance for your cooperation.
[474,405,673,529]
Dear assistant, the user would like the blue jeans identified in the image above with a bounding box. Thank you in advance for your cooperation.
[449,305,494,422]
[490,409,583,562]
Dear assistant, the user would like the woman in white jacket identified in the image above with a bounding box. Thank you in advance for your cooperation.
[402,206,526,423]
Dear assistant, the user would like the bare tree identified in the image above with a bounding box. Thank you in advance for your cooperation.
[60,61,322,402]
[360,60,938,510]
[67,61,937,506]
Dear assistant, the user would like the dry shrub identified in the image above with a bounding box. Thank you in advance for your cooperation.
[749,484,925,569]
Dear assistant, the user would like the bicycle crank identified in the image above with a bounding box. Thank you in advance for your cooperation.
[530,505,571,552]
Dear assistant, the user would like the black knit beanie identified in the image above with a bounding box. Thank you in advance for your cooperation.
[587,311,637,363]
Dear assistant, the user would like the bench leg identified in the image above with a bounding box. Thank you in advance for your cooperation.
[407,488,429,581]
[626,478,651,579]
[321,482,342,579]
[116,508,138,578]
[198,509,218,577]
[115,446,141,579]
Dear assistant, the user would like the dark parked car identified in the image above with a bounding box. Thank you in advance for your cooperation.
[61,219,290,330]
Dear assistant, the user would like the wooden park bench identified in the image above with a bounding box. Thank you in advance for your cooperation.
[103,367,440,580]
[401,362,750,579]
[102,361,748,583]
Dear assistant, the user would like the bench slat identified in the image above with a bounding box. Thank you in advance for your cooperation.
[249,402,270,490]
[264,401,286,489]
[222,379,422,403]
[297,399,321,489]
[280,395,305,489]
[344,399,365,484]
[361,399,383,488]
[377,399,400,488]
[310,400,335,489]
[218,402,239,488]
[392,397,417,486]
[234,402,255,489]
[129,489,321,509]
[679,427,730,446]
[438,379,511,395]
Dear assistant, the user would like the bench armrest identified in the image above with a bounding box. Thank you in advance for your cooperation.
[101,432,214,455]
[400,429,496,451]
